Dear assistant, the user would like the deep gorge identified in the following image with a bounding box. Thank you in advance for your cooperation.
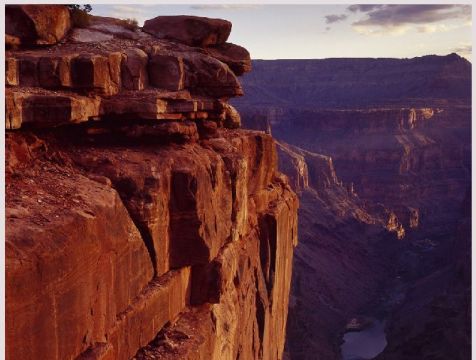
[4,5,471,360]
[234,56,471,360]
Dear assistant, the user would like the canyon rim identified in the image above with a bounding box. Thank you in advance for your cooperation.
[3,3,473,360]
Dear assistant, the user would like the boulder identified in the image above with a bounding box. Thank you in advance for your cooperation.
[206,43,251,76]
[143,15,231,47]
[182,51,243,98]
[5,5,71,46]
[223,103,241,129]
[148,53,185,91]
[121,48,149,90]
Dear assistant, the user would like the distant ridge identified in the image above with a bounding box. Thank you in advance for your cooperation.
[233,53,471,109]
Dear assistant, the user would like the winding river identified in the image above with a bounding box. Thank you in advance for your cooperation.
[341,320,387,360]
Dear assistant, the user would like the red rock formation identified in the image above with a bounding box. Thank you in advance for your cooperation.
[6,5,71,46]
[143,16,232,47]
[5,9,297,360]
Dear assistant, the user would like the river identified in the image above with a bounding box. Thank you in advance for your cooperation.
[340,320,387,360]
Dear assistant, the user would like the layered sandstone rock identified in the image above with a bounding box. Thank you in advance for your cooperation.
[5,11,251,130]
[5,9,296,360]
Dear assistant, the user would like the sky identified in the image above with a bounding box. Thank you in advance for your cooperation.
[91,4,472,60]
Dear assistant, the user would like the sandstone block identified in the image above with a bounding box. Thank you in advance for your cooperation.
[5,89,101,129]
[6,58,18,86]
[100,93,168,120]
[121,48,149,90]
[206,42,251,76]
[22,94,100,127]
[5,5,71,46]
[18,56,39,87]
[143,15,231,47]
[148,54,185,91]
[71,53,121,95]
[5,90,26,129]
[182,51,243,98]
[38,56,73,88]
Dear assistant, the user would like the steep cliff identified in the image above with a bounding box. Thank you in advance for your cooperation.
[236,57,471,359]
[5,7,298,360]
[274,142,403,359]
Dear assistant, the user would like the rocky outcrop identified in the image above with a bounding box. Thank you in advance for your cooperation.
[6,5,71,47]
[5,11,253,129]
[143,16,232,47]
[5,9,297,360]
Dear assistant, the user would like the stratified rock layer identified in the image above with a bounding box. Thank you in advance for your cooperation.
[5,9,296,360]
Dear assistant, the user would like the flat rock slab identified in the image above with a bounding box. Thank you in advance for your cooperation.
[70,28,114,43]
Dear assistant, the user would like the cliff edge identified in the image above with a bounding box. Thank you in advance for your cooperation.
[5,6,298,360]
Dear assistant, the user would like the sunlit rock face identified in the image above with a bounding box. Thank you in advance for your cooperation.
[235,56,471,360]
[5,7,296,360]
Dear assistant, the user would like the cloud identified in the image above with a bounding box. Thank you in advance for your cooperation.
[452,43,472,58]
[110,5,145,16]
[325,14,347,24]
[350,5,471,35]
[107,5,148,25]
[189,4,260,10]
[348,5,383,13]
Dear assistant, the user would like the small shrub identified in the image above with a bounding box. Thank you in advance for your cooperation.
[117,18,139,31]
[68,4,92,28]
[70,8,91,28]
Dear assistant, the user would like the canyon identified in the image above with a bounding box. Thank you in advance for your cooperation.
[4,5,472,360]
[233,56,471,359]
[5,6,297,360]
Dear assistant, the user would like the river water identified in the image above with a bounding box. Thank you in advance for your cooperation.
[340,320,387,360]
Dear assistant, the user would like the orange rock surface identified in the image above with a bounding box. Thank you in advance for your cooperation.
[5,7,297,360]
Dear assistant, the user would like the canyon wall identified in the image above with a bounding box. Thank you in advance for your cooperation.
[275,142,402,359]
[234,56,471,359]
[5,7,298,360]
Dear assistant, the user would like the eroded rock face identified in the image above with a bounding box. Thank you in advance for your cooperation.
[5,13,248,129]
[6,5,71,46]
[5,10,297,360]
